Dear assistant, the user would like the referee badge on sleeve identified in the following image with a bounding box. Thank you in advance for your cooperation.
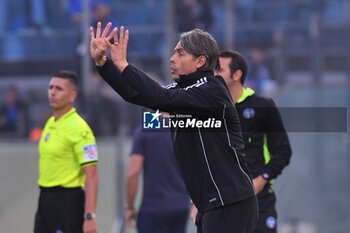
[83,144,98,161]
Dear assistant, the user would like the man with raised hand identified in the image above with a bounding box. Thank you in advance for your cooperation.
[90,22,257,233]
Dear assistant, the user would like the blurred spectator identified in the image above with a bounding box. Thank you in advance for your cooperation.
[245,46,278,96]
[85,71,121,136]
[175,0,213,32]
[69,0,112,29]
[44,1,71,29]
[0,85,29,137]
[28,103,51,142]
[1,0,54,60]
[68,0,113,56]
[125,125,190,233]
[3,0,48,31]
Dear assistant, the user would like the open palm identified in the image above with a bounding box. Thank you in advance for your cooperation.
[89,22,113,62]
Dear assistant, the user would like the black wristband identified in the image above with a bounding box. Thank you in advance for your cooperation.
[84,212,96,220]
[262,172,270,180]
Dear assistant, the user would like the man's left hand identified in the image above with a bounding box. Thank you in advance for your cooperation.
[84,218,98,233]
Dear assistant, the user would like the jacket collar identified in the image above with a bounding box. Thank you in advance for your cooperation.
[237,87,255,104]
[53,107,76,122]
[176,70,214,88]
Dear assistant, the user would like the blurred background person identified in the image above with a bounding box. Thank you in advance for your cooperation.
[245,46,278,96]
[125,124,190,233]
[175,0,213,32]
[69,0,112,26]
[0,85,29,137]
[68,0,113,56]
[85,70,122,137]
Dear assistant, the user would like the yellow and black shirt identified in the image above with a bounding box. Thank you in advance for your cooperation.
[236,87,292,181]
[38,108,98,188]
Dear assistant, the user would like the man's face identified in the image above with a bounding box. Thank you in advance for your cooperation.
[48,77,76,111]
[170,42,200,80]
[216,57,233,87]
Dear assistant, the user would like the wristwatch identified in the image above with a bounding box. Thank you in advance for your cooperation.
[262,172,270,180]
[84,212,96,220]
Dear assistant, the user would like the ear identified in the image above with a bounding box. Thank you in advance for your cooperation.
[70,90,77,103]
[196,55,207,69]
[232,69,243,82]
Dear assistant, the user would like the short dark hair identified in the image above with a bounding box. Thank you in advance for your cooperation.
[219,50,248,85]
[52,70,78,89]
[180,28,220,72]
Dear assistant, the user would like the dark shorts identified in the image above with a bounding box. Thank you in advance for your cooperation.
[34,186,85,233]
[254,186,277,233]
[137,209,189,233]
[196,196,258,233]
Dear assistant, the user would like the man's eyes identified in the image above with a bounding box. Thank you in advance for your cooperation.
[49,86,63,90]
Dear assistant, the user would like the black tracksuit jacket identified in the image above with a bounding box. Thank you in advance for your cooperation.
[97,59,256,212]
[235,88,292,181]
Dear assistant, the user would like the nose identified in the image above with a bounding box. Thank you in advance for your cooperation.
[170,54,176,63]
[49,87,55,96]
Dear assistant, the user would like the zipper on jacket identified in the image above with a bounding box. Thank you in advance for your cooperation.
[198,127,224,206]
[222,105,255,192]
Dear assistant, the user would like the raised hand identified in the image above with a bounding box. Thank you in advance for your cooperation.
[104,26,130,72]
[83,218,98,233]
[89,22,113,65]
